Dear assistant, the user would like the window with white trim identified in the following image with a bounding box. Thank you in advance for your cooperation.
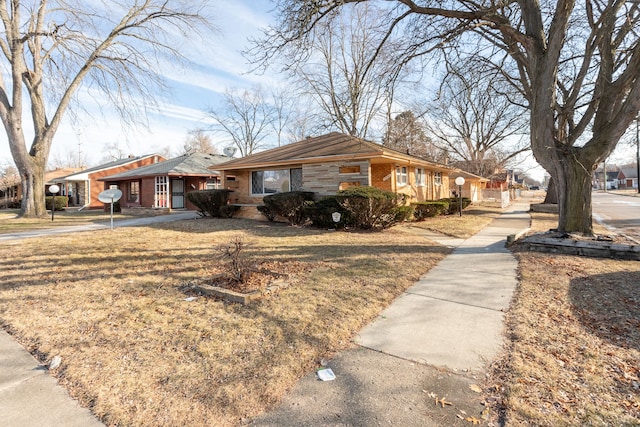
[396,166,408,186]
[434,172,442,186]
[415,168,426,186]
[154,176,168,207]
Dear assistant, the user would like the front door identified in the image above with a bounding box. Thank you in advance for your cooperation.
[171,179,185,209]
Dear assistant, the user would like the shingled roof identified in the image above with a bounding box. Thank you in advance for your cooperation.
[213,132,454,171]
[100,152,229,181]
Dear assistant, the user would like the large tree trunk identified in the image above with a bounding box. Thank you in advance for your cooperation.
[553,155,595,234]
[10,131,49,218]
[19,161,47,218]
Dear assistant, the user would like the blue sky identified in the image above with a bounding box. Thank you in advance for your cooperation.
[0,1,277,168]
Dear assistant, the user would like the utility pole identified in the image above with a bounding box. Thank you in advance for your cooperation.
[636,116,639,193]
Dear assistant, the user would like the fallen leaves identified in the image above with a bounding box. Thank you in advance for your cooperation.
[435,396,453,408]
[469,384,482,393]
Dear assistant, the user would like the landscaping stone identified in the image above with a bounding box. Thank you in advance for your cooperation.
[519,233,640,260]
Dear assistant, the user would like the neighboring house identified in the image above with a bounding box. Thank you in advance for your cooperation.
[44,167,85,203]
[52,154,166,209]
[593,169,623,190]
[213,132,485,211]
[452,170,489,202]
[99,152,230,210]
[619,163,639,190]
[486,169,525,190]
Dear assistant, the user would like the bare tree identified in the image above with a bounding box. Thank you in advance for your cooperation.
[253,3,406,139]
[0,0,213,217]
[259,0,640,234]
[49,144,89,169]
[383,111,441,160]
[183,129,218,154]
[425,66,529,177]
[101,142,132,162]
[206,86,275,157]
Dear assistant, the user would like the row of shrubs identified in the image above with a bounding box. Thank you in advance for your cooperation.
[187,187,471,231]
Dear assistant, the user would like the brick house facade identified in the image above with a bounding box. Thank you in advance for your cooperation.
[52,155,166,209]
[215,133,480,211]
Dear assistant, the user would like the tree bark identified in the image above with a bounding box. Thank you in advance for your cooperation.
[553,153,595,234]
[543,177,557,204]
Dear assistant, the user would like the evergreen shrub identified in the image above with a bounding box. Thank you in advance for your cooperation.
[186,189,234,217]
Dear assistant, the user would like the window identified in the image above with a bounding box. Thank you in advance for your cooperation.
[154,176,168,207]
[434,172,442,186]
[396,166,408,186]
[206,177,220,190]
[129,181,139,203]
[251,169,302,195]
[339,165,361,174]
[415,168,426,186]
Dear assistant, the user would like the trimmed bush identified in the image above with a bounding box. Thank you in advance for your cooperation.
[220,204,240,218]
[261,191,315,225]
[335,186,409,230]
[257,205,277,222]
[186,189,234,217]
[45,195,67,211]
[410,201,449,221]
[305,196,351,229]
[440,197,472,215]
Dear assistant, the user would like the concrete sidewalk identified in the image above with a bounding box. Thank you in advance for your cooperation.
[0,211,200,242]
[0,330,104,427]
[252,202,531,426]
[356,202,530,372]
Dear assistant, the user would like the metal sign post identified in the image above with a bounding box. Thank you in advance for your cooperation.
[97,189,123,230]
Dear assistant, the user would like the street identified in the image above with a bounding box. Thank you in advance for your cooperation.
[592,191,640,242]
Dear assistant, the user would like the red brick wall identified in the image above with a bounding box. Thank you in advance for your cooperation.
[89,157,163,208]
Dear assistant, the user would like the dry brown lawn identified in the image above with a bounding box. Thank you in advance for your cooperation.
[487,212,640,426]
[405,205,503,238]
[0,216,456,426]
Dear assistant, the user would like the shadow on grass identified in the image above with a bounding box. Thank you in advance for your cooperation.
[568,271,640,350]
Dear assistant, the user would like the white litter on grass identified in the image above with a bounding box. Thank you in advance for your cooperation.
[184,297,198,302]
[49,355,62,370]
[317,368,336,381]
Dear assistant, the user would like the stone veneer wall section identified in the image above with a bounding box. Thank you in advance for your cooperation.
[303,161,370,196]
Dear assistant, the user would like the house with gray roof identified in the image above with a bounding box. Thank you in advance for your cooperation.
[99,152,230,210]
[51,154,166,209]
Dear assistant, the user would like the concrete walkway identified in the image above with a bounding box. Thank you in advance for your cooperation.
[0,330,104,427]
[252,202,531,426]
[0,211,200,242]
[356,202,530,372]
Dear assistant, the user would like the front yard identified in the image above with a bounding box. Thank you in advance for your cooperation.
[1,204,638,426]
[0,216,450,426]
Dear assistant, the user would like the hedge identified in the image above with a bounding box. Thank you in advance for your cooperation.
[410,201,450,221]
[186,189,235,217]
[260,191,315,225]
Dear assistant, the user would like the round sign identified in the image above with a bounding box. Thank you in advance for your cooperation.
[454,176,466,186]
[98,188,123,203]
[49,184,60,194]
